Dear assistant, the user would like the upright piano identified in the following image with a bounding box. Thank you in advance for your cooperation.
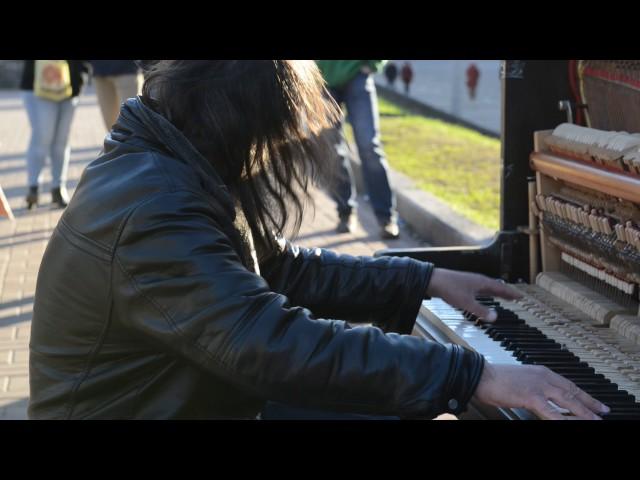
[377,60,640,420]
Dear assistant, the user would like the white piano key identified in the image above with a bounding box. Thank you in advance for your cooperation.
[420,299,521,366]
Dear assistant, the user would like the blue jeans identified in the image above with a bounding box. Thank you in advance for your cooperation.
[23,91,78,188]
[328,73,397,224]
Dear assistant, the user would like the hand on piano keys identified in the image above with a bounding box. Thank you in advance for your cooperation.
[423,269,615,419]
[472,362,610,420]
[426,268,524,323]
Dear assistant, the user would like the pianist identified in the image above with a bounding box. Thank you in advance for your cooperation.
[29,60,609,420]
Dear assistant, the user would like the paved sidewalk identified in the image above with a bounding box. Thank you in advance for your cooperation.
[0,89,427,420]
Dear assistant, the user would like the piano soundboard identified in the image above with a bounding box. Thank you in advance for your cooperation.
[417,124,640,420]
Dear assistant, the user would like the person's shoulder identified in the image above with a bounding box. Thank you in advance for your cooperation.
[147,150,210,194]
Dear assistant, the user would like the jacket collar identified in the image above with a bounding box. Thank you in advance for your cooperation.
[109,96,234,211]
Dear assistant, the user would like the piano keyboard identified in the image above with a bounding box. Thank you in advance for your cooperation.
[418,284,640,420]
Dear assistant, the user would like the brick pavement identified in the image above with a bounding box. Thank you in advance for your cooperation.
[0,88,428,420]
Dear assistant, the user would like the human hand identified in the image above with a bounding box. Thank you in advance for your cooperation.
[472,363,610,420]
[426,268,522,322]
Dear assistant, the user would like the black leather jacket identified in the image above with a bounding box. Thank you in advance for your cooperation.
[29,97,485,419]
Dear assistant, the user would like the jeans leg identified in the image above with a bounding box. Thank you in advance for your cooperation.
[50,97,78,189]
[23,92,57,188]
[344,73,397,224]
[331,124,358,219]
[326,88,357,219]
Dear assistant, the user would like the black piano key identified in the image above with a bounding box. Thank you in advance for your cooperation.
[499,336,554,344]
[592,396,637,406]
[522,361,592,370]
[485,326,542,334]
[486,325,542,331]
[502,340,556,349]
[516,354,577,363]
[519,354,580,363]
[607,405,640,413]
[492,333,548,341]
[515,349,577,357]
[491,327,544,334]
[502,341,561,350]
[586,390,633,399]
[601,413,640,420]
[499,336,557,344]
[546,366,597,375]
[574,384,622,394]
[600,400,640,409]
[542,362,593,369]
[572,379,615,387]
[513,347,576,355]
[513,346,575,352]
[485,324,541,330]
[608,392,635,401]
[567,374,614,383]
[563,373,610,382]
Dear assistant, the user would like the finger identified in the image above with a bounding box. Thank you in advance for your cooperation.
[460,298,498,323]
[477,278,523,300]
[574,389,610,415]
[545,385,602,420]
[530,396,568,420]
[547,374,610,415]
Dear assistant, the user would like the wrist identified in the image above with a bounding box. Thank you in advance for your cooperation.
[425,267,443,298]
[471,361,496,406]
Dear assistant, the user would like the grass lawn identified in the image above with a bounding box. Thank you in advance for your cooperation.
[344,97,501,232]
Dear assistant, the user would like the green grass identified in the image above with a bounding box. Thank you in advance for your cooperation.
[345,97,501,231]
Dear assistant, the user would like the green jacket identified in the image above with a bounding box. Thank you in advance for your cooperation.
[316,60,387,88]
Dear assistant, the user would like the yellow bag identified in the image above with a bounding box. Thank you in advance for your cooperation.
[34,60,72,102]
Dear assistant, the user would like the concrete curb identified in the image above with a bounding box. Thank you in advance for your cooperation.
[348,154,494,247]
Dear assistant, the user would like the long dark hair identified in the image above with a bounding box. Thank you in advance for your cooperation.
[141,60,340,255]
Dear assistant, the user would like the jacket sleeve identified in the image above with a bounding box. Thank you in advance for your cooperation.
[112,191,485,418]
[259,240,434,334]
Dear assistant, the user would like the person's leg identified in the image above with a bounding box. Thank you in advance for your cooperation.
[93,76,120,130]
[326,88,358,227]
[113,73,143,107]
[49,96,79,198]
[23,92,57,192]
[332,120,358,223]
[343,72,397,227]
